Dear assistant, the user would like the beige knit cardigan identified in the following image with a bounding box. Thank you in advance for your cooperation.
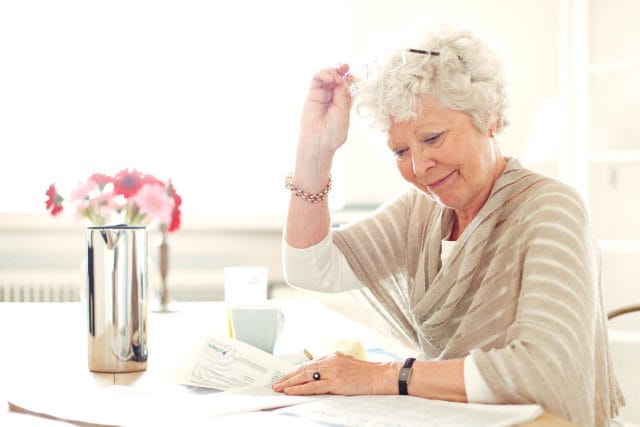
[332,159,624,426]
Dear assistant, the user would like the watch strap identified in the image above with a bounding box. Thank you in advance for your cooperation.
[398,357,416,395]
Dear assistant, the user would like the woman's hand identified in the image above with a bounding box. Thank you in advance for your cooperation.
[298,64,353,156]
[272,352,397,396]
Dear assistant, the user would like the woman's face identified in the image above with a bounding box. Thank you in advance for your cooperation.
[387,96,503,218]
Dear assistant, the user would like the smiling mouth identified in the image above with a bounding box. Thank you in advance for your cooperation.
[426,170,456,189]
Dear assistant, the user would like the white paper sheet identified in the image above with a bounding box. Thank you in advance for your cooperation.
[6,335,543,426]
[171,335,319,413]
[172,335,297,389]
[6,335,318,426]
[7,383,318,426]
[275,395,544,427]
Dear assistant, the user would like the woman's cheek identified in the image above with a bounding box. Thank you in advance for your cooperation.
[397,162,416,184]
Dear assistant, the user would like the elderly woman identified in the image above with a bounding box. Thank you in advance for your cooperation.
[272,25,624,426]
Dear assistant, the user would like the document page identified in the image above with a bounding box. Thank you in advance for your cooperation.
[275,395,544,427]
[172,335,297,390]
[7,383,318,426]
[172,335,318,412]
[7,336,317,426]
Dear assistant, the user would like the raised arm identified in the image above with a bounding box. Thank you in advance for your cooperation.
[285,64,352,248]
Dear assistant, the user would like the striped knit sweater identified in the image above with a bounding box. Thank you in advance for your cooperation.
[332,158,624,426]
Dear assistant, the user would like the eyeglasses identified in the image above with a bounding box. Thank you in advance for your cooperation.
[357,48,443,81]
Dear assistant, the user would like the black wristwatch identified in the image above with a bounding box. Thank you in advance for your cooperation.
[398,357,416,395]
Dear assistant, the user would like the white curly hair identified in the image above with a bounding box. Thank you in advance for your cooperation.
[355,24,510,133]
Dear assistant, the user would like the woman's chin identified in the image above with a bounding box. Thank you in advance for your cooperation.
[419,188,458,209]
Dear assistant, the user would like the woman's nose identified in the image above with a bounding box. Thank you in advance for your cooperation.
[411,145,436,177]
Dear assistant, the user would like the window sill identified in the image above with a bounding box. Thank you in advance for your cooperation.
[0,208,376,234]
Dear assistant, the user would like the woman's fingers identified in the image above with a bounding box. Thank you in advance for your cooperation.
[279,378,331,396]
[273,351,376,396]
[308,65,351,104]
[310,64,350,88]
[309,69,341,92]
[273,364,304,385]
[273,368,330,395]
[307,67,350,107]
[336,63,350,76]
[272,355,332,390]
[273,365,322,391]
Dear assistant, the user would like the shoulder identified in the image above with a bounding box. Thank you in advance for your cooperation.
[511,175,597,250]
[503,159,589,219]
[522,175,589,219]
[496,161,595,243]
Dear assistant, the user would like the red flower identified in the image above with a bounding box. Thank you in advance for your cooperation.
[46,170,182,231]
[168,208,181,232]
[167,180,182,232]
[45,184,64,216]
[113,169,157,198]
[89,173,113,188]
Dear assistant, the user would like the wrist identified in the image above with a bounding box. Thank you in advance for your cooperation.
[285,173,332,204]
[372,361,403,395]
[293,143,334,194]
[296,135,338,165]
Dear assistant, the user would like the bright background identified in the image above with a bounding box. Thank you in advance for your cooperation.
[1,0,639,315]
[1,1,640,422]
[0,0,587,215]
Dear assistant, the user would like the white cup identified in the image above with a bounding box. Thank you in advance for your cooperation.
[230,305,285,353]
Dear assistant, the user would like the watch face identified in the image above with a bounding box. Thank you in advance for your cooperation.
[398,357,416,395]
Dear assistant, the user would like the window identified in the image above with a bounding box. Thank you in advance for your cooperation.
[0,0,349,215]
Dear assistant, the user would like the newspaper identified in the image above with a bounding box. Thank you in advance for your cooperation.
[172,335,298,390]
[6,335,544,426]
[6,336,316,426]
[274,395,544,427]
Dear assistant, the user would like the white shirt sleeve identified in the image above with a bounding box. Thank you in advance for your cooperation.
[464,354,501,403]
[282,229,364,293]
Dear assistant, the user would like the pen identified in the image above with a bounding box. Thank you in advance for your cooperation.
[303,348,313,360]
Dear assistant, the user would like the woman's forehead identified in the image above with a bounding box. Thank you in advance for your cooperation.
[390,100,462,132]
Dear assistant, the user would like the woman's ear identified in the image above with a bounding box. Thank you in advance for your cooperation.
[487,115,498,137]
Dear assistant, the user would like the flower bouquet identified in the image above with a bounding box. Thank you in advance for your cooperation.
[46,168,183,311]
[45,168,181,232]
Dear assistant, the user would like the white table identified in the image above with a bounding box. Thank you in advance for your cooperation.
[0,301,572,426]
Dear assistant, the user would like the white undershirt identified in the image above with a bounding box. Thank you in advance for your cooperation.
[282,230,500,403]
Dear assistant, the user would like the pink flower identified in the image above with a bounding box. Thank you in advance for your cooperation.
[45,170,182,232]
[132,183,174,225]
[91,191,121,217]
[113,169,160,198]
[89,173,112,187]
[70,179,99,202]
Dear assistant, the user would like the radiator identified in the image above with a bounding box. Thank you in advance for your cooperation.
[0,272,80,302]
[0,284,79,302]
[0,271,226,302]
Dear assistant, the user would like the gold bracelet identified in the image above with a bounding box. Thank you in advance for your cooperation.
[284,173,332,203]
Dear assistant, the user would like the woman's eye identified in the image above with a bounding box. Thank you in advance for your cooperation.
[393,148,408,159]
[424,133,442,145]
